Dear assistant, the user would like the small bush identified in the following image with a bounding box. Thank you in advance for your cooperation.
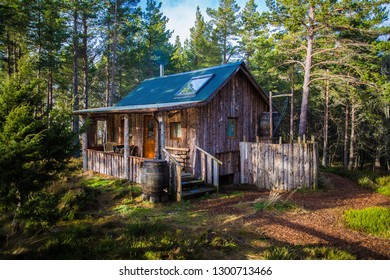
[358,176,377,189]
[344,207,390,238]
[376,176,390,197]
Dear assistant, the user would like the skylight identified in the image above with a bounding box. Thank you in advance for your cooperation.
[176,74,213,97]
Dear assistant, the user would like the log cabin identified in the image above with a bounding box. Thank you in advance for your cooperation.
[75,62,276,200]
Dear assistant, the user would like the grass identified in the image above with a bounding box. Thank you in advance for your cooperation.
[263,245,356,260]
[343,207,390,239]
[253,191,298,212]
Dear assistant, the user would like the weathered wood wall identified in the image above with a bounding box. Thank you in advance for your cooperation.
[86,149,144,183]
[164,70,269,181]
[240,142,319,190]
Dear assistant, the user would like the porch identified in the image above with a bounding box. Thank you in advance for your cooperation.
[84,146,221,201]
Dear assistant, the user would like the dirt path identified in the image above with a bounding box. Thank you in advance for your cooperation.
[192,173,390,259]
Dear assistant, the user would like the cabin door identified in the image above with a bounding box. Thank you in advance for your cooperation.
[143,115,156,159]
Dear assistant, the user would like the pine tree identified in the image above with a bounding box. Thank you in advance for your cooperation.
[207,0,241,64]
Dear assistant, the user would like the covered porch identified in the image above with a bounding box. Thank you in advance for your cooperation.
[79,110,221,201]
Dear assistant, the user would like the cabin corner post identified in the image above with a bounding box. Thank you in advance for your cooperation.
[124,113,130,179]
[81,115,88,172]
[156,112,165,160]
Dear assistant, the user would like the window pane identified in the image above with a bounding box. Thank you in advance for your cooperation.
[227,118,237,137]
[170,122,181,139]
[176,75,213,96]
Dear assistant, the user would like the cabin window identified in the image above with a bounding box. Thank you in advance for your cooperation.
[96,120,107,146]
[176,74,214,97]
[170,122,182,140]
[227,117,238,138]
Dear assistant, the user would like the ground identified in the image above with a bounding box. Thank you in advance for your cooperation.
[1,170,389,260]
[191,172,390,259]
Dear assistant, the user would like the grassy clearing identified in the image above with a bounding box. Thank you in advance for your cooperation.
[343,207,390,239]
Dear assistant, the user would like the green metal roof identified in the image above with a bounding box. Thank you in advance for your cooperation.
[75,61,269,114]
[115,62,243,107]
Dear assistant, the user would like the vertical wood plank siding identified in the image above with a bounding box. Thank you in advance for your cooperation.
[164,70,269,180]
[240,142,319,190]
[87,149,144,183]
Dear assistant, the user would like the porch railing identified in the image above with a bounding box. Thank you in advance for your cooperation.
[195,145,222,191]
[86,149,144,183]
[162,148,183,201]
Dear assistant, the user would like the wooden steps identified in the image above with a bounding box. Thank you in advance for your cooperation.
[180,173,216,199]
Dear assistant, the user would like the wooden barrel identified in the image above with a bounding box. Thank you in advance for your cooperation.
[141,160,169,196]
[260,113,271,137]
[260,112,280,137]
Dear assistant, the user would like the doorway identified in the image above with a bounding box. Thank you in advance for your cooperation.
[143,115,156,159]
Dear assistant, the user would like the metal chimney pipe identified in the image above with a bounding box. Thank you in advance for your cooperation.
[160,65,164,77]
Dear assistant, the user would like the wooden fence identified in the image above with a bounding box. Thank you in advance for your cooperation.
[86,149,144,183]
[240,141,319,190]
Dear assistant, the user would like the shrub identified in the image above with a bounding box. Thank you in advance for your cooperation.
[376,176,390,197]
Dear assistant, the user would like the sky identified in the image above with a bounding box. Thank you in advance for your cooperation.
[139,0,269,43]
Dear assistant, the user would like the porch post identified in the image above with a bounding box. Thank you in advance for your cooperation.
[124,114,129,179]
[157,112,165,159]
[81,115,88,172]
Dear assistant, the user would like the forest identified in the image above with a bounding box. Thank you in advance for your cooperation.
[0,0,389,260]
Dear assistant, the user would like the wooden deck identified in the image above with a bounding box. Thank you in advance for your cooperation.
[86,149,145,183]
[86,148,220,201]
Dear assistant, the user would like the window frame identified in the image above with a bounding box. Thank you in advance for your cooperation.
[227,117,238,138]
[175,74,214,98]
[170,122,182,140]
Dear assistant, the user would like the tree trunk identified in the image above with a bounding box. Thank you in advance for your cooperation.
[105,51,110,107]
[343,96,349,169]
[298,5,314,137]
[6,32,12,77]
[109,0,118,106]
[322,70,329,167]
[348,100,356,170]
[47,70,53,113]
[82,11,89,109]
[290,65,295,142]
[73,9,80,157]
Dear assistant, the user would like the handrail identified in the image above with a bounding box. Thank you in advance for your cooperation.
[162,148,183,201]
[195,145,223,165]
[162,148,183,168]
[195,145,222,191]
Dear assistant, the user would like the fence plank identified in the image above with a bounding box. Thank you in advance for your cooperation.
[239,142,318,190]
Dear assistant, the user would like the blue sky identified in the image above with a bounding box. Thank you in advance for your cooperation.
[139,0,269,43]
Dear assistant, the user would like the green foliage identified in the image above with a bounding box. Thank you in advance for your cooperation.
[206,0,241,64]
[343,207,390,238]
[17,192,60,232]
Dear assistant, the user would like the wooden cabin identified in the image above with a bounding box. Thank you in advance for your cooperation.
[75,62,274,200]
